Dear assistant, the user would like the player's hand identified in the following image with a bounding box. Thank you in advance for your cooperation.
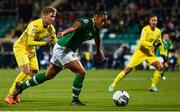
[96,49,105,61]
[57,32,64,39]
[48,34,54,41]
[163,61,168,68]
[153,40,161,47]
[46,34,54,44]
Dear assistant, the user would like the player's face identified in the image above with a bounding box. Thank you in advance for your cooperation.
[149,16,157,28]
[94,14,107,29]
[45,12,56,25]
[163,34,170,41]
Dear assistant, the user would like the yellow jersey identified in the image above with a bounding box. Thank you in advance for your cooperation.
[137,25,165,56]
[14,19,57,53]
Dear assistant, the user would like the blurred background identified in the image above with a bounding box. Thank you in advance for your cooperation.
[0,0,180,71]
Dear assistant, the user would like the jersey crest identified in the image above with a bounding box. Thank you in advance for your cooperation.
[89,32,93,36]
[83,19,89,24]
[31,28,37,33]
[155,33,159,38]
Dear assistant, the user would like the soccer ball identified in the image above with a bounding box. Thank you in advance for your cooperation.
[112,90,130,106]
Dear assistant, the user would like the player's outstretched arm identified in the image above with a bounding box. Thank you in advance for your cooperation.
[27,35,50,46]
[57,22,81,38]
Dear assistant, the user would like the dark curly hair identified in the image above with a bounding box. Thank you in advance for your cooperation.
[94,3,107,15]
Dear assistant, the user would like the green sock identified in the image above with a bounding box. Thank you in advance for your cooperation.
[72,75,85,101]
[161,67,168,77]
[21,72,47,90]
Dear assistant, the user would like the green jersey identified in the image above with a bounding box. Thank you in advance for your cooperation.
[57,18,100,52]
[155,40,172,57]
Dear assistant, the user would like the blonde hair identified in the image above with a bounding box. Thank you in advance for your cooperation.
[42,6,57,16]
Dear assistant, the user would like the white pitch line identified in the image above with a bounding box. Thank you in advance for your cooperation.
[54,77,180,81]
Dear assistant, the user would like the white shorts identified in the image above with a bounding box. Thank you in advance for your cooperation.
[157,57,164,63]
[50,44,78,68]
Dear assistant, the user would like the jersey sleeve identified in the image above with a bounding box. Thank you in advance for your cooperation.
[52,34,57,45]
[27,35,47,46]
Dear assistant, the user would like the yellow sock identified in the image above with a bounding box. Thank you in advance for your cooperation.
[112,71,126,87]
[8,72,30,96]
[151,70,162,87]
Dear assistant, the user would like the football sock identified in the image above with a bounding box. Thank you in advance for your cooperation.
[21,72,47,90]
[161,67,168,77]
[151,70,162,87]
[112,71,126,87]
[8,72,30,96]
[72,75,85,101]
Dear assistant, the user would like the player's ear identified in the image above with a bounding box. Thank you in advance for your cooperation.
[94,14,98,19]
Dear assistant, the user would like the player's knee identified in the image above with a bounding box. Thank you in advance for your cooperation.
[124,67,133,75]
[157,65,163,71]
[163,63,168,68]
[22,69,31,75]
[77,70,86,77]
[20,65,31,75]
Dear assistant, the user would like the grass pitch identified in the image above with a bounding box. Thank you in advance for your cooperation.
[0,69,180,111]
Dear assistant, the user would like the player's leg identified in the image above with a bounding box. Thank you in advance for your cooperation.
[13,44,64,99]
[157,56,167,80]
[108,50,144,92]
[150,60,163,92]
[13,63,62,100]
[22,63,61,89]
[108,67,133,92]
[13,55,39,103]
[5,49,32,104]
[65,60,86,106]
[5,63,34,104]
[7,53,39,104]
[161,62,168,80]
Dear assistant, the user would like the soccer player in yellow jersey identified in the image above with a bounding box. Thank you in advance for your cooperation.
[108,15,166,92]
[5,6,57,104]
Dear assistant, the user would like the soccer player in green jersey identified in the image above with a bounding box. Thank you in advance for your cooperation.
[155,33,173,80]
[13,4,107,106]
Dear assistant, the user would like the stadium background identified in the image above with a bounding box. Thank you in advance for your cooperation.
[0,0,180,70]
